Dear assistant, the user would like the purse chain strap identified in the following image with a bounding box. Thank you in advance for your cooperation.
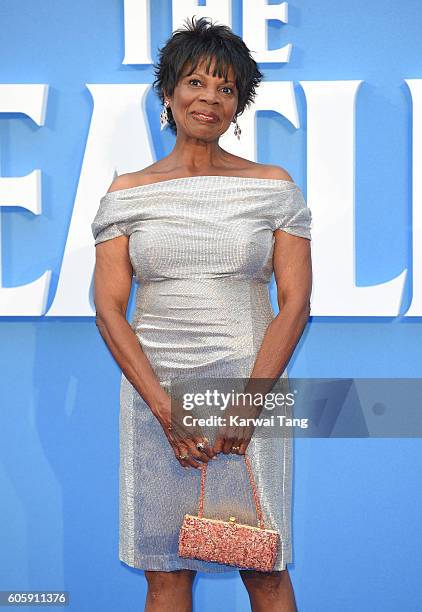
[197,452,266,530]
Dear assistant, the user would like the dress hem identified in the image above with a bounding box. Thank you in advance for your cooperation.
[119,551,292,573]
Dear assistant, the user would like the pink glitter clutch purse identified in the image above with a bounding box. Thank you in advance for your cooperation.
[178,452,280,572]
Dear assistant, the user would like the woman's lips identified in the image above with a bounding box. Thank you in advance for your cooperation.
[191,112,218,124]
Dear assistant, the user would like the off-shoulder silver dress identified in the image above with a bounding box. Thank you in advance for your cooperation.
[91,175,312,573]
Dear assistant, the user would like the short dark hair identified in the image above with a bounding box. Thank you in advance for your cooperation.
[152,15,263,135]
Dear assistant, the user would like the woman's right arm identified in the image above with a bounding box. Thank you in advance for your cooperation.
[93,232,171,421]
[92,178,214,467]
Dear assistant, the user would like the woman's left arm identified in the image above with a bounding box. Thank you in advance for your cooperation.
[213,229,312,455]
[245,227,312,387]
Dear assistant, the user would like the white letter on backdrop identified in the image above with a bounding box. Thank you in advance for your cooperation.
[172,0,231,33]
[0,84,51,316]
[301,79,407,316]
[219,80,300,160]
[123,0,152,65]
[243,0,290,63]
[404,79,422,316]
[47,84,155,317]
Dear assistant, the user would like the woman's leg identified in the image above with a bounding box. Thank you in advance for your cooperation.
[239,568,297,612]
[144,569,196,612]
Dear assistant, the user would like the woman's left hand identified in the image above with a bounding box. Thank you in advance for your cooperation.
[212,402,260,455]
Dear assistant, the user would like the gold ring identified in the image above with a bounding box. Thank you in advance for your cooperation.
[231,445,240,452]
[179,453,189,460]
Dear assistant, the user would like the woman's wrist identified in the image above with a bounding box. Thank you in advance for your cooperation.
[149,390,171,418]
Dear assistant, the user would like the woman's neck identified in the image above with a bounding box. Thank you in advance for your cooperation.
[167,137,231,174]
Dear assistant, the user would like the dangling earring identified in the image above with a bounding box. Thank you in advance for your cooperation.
[160,99,170,130]
[233,116,241,140]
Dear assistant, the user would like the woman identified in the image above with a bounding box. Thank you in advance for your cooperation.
[92,16,312,612]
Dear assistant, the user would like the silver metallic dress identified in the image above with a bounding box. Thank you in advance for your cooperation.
[91,175,312,572]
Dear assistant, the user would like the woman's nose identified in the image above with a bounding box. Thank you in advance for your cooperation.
[199,88,219,103]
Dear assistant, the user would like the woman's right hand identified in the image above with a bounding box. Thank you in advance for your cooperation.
[154,400,218,469]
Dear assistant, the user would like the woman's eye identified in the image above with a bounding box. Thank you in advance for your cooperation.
[189,79,233,94]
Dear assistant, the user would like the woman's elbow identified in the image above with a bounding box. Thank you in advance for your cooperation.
[278,293,311,316]
[94,303,126,327]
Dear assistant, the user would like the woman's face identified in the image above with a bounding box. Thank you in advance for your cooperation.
[166,57,239,140]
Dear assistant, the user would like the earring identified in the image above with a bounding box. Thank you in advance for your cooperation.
[160,99,169,130]
[233,117,241,140]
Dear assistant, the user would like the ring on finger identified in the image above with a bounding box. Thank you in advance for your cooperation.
[231,445,240,452]
[179,452,189,460]
[196,439,208,452]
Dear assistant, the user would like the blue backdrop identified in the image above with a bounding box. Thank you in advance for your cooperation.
[1,1,421,610]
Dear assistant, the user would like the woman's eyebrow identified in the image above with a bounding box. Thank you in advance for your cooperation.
[187,72,236,84]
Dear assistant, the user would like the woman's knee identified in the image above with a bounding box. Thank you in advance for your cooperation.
[145,569,196,592]
[239,569,287,594]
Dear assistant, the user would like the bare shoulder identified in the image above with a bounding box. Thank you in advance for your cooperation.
[106,167,162,193]
[230,159,295,181]
[223,156,295,182]
[260,164,294,182]
[106,172,138,194]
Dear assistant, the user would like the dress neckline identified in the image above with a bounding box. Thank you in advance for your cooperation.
[102,174,297,198]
